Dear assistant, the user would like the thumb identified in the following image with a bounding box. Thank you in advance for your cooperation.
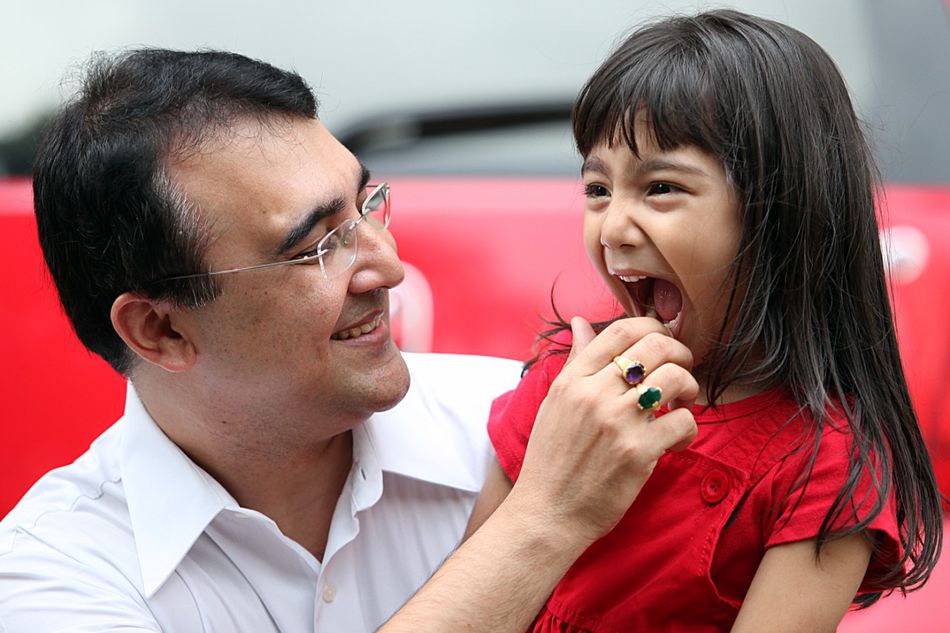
[565,316,596,366]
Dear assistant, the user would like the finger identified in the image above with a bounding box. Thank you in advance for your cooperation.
[601,331,694,390]
[619,363,699,414]
[564,316,596,366]
[617,331,694,374]
[565,317,672,376]
[649,408,698,452]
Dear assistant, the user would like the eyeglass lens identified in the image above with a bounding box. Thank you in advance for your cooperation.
[319,184,390,278]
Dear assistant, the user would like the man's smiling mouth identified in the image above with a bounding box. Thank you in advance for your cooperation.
[331,313,384,340]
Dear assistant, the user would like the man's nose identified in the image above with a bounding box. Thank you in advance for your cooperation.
[348,221,405,292]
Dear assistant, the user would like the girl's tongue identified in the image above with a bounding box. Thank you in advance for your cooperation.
[653,278,683,324]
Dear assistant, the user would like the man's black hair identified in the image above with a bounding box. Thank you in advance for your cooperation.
[33,49,318,374]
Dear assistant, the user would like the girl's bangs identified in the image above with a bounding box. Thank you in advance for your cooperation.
[573,42,722,160]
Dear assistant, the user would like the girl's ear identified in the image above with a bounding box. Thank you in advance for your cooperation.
[110,292,197,373]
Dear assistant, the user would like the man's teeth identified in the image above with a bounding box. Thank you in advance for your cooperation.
[618,274,647,282]
[332,315,382,340]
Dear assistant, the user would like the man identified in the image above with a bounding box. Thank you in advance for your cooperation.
[0,50,696,632]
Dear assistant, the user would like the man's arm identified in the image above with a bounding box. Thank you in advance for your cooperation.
[383,484,596,631]
[383,316,699,631]
[463,459,512,541]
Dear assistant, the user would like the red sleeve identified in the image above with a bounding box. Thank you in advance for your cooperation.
[487,350,569,482]
[764,417,902,591]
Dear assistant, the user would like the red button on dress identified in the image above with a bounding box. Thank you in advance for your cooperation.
[701,469,730,504]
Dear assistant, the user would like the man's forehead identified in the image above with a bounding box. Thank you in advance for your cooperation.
[164,116,364,254]
[165,116,361,205]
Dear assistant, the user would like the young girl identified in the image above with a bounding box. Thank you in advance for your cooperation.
[468,10,943,632]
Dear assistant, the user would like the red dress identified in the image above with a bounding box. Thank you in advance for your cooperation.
[488,350,901,632]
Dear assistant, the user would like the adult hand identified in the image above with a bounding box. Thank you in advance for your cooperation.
[509,315,699,545]
[384,316,698,632]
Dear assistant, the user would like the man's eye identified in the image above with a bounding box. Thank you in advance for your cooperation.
[291,244,322,261]
[293,236,334,261]
[583,183,610,198]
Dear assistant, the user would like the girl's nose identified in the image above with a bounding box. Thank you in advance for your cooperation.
[600,199,645,250]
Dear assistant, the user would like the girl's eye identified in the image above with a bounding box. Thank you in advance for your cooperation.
[583,183,610,198]
[647,182,680,195]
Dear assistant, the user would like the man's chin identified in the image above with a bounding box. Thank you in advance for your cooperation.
[369,345,411,412]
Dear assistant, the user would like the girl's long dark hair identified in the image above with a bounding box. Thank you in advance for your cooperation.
[560,9,941,604]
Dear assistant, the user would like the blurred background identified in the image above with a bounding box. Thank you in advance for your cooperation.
[2,0,949,181]
[2,1,949,629]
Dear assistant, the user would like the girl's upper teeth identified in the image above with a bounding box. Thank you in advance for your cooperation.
[618,274,647,282]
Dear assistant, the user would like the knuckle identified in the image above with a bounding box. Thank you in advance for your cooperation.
[619,440,648,463]
[549,379,599,412]
[648,363,678,388]
[547,376,570,396]
[640,332,670,358]
[667,410,698,439]
[606,319,637,343]
[671,367,695,392]
[607,317,658,345]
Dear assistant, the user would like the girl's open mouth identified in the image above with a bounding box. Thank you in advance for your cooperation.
[616,274,684,337]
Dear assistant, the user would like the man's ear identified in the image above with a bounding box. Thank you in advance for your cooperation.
[111,292,197,373]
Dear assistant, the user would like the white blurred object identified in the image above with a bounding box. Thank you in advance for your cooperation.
[389,260,434,352]
[881,224,930,285]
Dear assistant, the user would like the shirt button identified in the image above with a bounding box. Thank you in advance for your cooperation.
[701,469,730,504]
[322,582,337,603]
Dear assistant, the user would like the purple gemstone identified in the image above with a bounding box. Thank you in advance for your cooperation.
[625,363,645,385]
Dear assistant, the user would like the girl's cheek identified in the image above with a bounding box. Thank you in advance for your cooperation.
[583,212,631,311]
[582,214,603,262]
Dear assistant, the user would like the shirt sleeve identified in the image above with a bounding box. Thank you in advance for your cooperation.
[763,421,902,591]
[0,532,161,633]
[487,350,569,483]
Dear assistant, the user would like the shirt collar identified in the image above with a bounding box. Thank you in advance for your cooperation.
[360,369,484,494]
[118,360,484,595]
[117,382,238,597]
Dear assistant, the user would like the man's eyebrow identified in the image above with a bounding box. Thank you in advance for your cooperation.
[274,163,373,257]
[275,196,346,257]
[358,163,371,191]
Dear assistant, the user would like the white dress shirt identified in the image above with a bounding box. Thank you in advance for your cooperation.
[0,352,521,632]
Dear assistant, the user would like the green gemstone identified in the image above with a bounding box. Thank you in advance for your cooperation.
[638,386,662,411]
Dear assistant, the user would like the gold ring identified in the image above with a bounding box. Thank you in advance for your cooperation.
[612,355,646,386]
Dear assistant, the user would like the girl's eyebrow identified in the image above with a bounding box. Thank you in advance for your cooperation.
[581,156,608,177]
[581,155,710,180]
[636,158,709,179]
